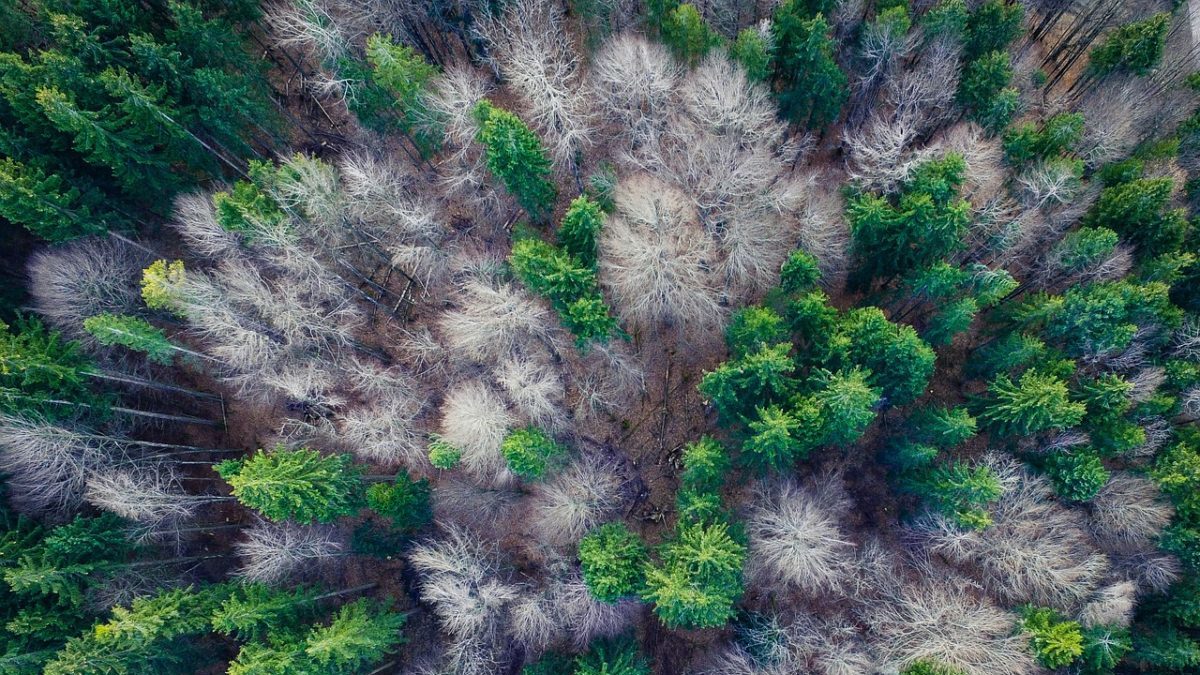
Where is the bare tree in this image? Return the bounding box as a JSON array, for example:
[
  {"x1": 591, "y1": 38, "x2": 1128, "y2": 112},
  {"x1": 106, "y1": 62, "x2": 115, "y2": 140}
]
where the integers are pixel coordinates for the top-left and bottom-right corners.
[
  {"x1": 439, "y1": 275, "x2": 560, "y2": 364},
  {"x1": 84, "y1": 467, "x2": 211, "y2": 533},
  {"x1": 265, "y1": 0, "x2": 367, "y2": 65},
  {"x1": 745, "y1": 475, "x2": 857, "y2": 596},
  {"x1": 235, "y1": 520, "x2": 345, "y2": 584},
  {"x1": 439, "y1": 380, "x2": 516, "y2": 486},
  {"x1": 590, "y1": 35, "x2": 680, "y2": 150},
  {"x1": 1079, "y1": 581, "x2": 1137, "y2": 628},
  {"x1": 0, "y1": 414, "x2": 110, "y2": 514},
  {"x1": 598, "y1": 175, "x2": 725, "y2": 338},
  {"x1": 425, "y1": 67, "x2": 499, "y2": 211},
  {"x1": 527, "y1": 454, "x2": 627, "y2": 549},
  {"x1": 333, "y1": 394, "x2": 425, "y2": 467},
  {"x1": 1088, "y1": 473, "x2": 1174, "y2": 554},
  {"x1": 908, "y1": 455, "x2": 1109, "y2": 612},
  {"x1": 433, "y1": 478, "x2": 521, "y2": 532},
  {"x1": 475, "y1": 0, "x2": 595, "y2": 171},
  {"x1": 493, "y1": 349, "x2": 566, "y2": 431},
  {"x1": 27, "y1": 236, "x2": 147, "y2": 337}
]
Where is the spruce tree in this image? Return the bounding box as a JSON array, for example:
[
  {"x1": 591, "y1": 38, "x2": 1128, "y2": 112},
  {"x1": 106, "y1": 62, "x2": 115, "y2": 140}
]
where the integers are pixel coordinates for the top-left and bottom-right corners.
[
  {"x1": 1089, "y1": 13, "x2": 1170, "y2": 77},
  {"x1": 215, "y1": 446, "x2": 365, "y2": 524},
  {"x1": 579, "y1": 523, "x2": 649, "y2": 603},
  {"x1": 473, "y1": 100, "x2": 557, "y2": 220},
  {"x1": 640, "y1": 520, "x2": 745, "y2": 629},
  {"x1": 771, "y1": 4, "x2": 847, "y2": 129},
  {"x1": 976, "y1": 370, "x2": 1086, "y2": 437}
]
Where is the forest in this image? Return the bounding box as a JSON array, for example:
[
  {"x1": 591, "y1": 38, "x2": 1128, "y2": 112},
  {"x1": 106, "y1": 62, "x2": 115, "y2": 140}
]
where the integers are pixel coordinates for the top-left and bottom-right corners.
[{"x1": 1, "y1": 0, "x2": 1200, "y2": 673}]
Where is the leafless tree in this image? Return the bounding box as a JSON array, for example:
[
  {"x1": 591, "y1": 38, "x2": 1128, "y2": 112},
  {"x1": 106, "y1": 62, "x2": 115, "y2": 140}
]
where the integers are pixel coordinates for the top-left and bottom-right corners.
[
  {"x1": 433, "y1": 478, "x2": 521, "y2": 532},
  {"x1": 439, "y1": 380, "x2": 516, "y2": 486},
  {"x1": 409, "y1": 524, "x2": 522, "y2": 644},
  {"x1": 170, "y1": 193, "x2": 241, "y2": 260},
  {"x1": 84, "y1": 467, "x2": 210, "y2": 533},
  {"x1": 1016, "y1": 160, "x2": 1084, "y2": 210},
  {"x1": 527, "y1": 454, "x2": 627, "y2": 549},
  {"x1": 27, "y1": 236, "x2": 147, "y2": 337},
  {"x1": 235, "y1": 520, "x2": 345, "y2": 584},
  {"x1": 333, "y1": 394, "x2": 425, "y2": 467},
  {"x1": 439, "y1": 275, "x2": 560, "y2": 364},
  {"x1": 475, "y1": 0, "x2": 595, "y2": 171},
  {"x1": 570, "y1": 341, "x2": 646, "y2": 420},
  {"x1": 425, "y1": 67, "x2": 499, "y2": 211},
  {"x1": 1088, "y1": 473, "x2": 1174, "y2": 554},
  {"x1": 1079, "y1": 581, "x2": 1137, "y2": 628},
  {"x1": 1110, "y1": 551, "x2": 1181, "y2": 595},
  {"x1": 745, "y1": 475, "x2": 857, "y2": 596},
  {"x1": 265, "y1": 0, "x2": 368, "y2": 64},
  {"x1": 909, "y1": 455, "x2": 1109, "y2": 612},
  {"x1": 0, "y1": 414, "x2": 111, "y2": 514},
  {"x1": 493, "y1": 350, "x2": 566, "y2": 431},
  {"x1": 590, "y1": 34, "x2": 680, "y2": 150},
  {"x1": 598, "y1": 175, "x2": 725, "y2": 337}
]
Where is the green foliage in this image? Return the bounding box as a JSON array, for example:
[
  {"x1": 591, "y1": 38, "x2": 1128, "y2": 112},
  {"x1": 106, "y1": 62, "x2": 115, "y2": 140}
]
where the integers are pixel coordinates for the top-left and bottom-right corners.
[
  {"x1": 661, "y1": 4, "x2": 723, "y2": 66},
  {"x1": 679, "y1": 437, "x2": 731, "y2": 492},
  {"x1": 212, "y1": 164, "x2": 288, "y2": 242},
  {"x1": 958, "y1": 51, "x2": 1018, "y2": 132},
  {"x1": 977, "y1": 370, "x2": 1086, "y2": 436},
  {"x1": 140, "y1": 259, "x2": 187, "y2": 315},
  {"x1": 727, "y1": 307, "x2": 788, "y2": 359},
  {"x1": 1042, "y1": 280, "x2": 1178, "y2": 356},
  {"x1": 83, "y1": 314, "x2": 175, "y2": 365},
  {"x1": 215, "y1": 446, "x2": 364, "y2": 524},
  {"x1": 729, "y1": 28, "x2": 771, "y2": 82},
  {"x1": 1051, "y1": 228, "x2": 1120, "y2": 274},
  {"x1": 501, "y1": 426, "x2": 567, "y2": 480},
  {"x1": 699, "y1": 343, "x2": 796, "y2": 423},
  {"x1": 771, "y1": 5, "x2": 848, "y2": 129},
  {"x1": 834, "y1": 307, "x2": 936, "y2": 405},
  {"x1": 640, "y1": 520, "x2": 745, "y2": 629},
  {"x1": 1003, "y1": 113, "x2": 1085, "y2": 164},
  {"x1": 922, "y1": 0, "x2": 968, "y2": 43},
  {"x1": 910, "y1": 406, "x2": 977, "y2": 448},
  {"x1": 811, "y1": 367, "x2": 880, "y2": 445},
  {"x1": 474, "y1": 100, "x2": 557, "y2": 220},
  {"x1": 743, "y1": 402, "x2": 824, "y2": 470},
  {"x1": 1022, "y1": 606, "x2": 1084, "y2": 669},
  {"x1": 365, "y1": 34, "x2": 440, "y2": 155},
  {"x1": 558, "y1": 195, "x2": 605, "y2": 270},
  {"x1": 212, "y1": 583, "x2": 320, "y2": 641},
  {"x1": 1042, "y1": 451, "x2": 1110, "y2": 502},
  {"x1": 509, "y1": 237, "x2": 618, "y2": 346},
  {"x1": 962, "y1": 0, "x2": 1024, "y2": 61},
  {"x1": 900, "y1": 660, "x2": 966, "y2": 675},
  {"x1": 911, "y1": 461, "x2": 1003, "y2": 530},
  {"x1": 1080, "y1": 625, "x2": 1132, "y2": 672},
  {"x1": 1089, "y1": 13, "x2": 1170, "y2": 77},
  {"x1": 578, "y1": 523, "x2": 649, "y2": 603},
  {"x1": 1131, "y1": 626, "x2": 1200, "y2": 670},
  {"x1": 574, "y1": 638, "x2": 650, "y2": 675},
  {"x1": 0, "y1": 316, "x2": 98, "y2": 417},
  {"x1": 364, "y1": 472, "x2": 431, "y2": 533},
  {"x1": 779, "y1": 250, "x2": 822, "y2": 294},
  {"x1": 427, "y1": 436, "x2": 462, "y2": 470},
  {"x1": 924, "y1": 296, "x2": 979, "y2": 346},
  {"x1": 0, "y1": 1, "x2": 272, "y2": 240},
  {"x1": 302, "y1": 599, "x2": 406, "y2": 672},
  {"x1": 848, "y1": 154, "x2": 970, "y2": 285},
  {"x1": 1086, "y1": 177, "x2": 1188, "y2": 257}
]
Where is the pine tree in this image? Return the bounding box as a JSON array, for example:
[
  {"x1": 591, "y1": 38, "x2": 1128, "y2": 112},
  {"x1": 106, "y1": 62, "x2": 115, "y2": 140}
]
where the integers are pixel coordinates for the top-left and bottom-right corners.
[
  {"x1": 958, "y1": 51, "x2": 1018, "y2": 132},
  {"x1": 1089, "y1": 13, "x2": 1170, "y2": 77},
  {"x1": 726, "y1": 306, "x2": 788, "y2": 360},
  {"x1": 557, "y1": 195, "x2": 604, "y2": 270},
  {"x1": 743, "y1": 403, "x2": 823, "y2": 470},
  {"x1": 574, "y1": 638, "x2": 650, "y2": 675},
  {"x1": 364, "y1": 472, "x2": 431, "y2": 533},
  {"x1": 0, "y1": 157, "x2": 115, "y2": 242},
  {"x1": 215, "y1": 446, "x2": 365, "y2": 524},
  {"x1": 211, "y1": 583, "x2": 321, "y2": 641},
  {"x1": 579, "y1": 522, "x2": 649, "y2": 603},
  {"x1": 1042, "y1": 451, "x2": 1109, "y2": 502},
  {"x1": 426, "y1": 436, "x2": 462, "y2": 470},
  {"x1": 501, "y1": 426, "x2": 567, "y2": 480},
  {"x1": 962, "y1": 0, "x2": 1024, "y2": 61},
  {"x1": 140, "y1": 260, "x2": 187, "y2": 316},
  {"x1": 679, "y1": 437, "x2": 731, "y2": 492},
  {"x1": 771, "y1": 5, "x2": 847, "y2": 129},
  {"x1": 641, "y1": 520, "x2": 745, "y2": 629},
  {"x1": 811, "y1": 367, "x2": 880, "y2": 446},
  {"x1": 0, "y1": 317, "x2": 101, "y2": 418},
  {"x1": 834, "y1": 307, "x2": 936, "y2": 406},
  {"x1": 1085, "y1": 177, "x2": 1188, "y2": 257},
  {"x1": 365, "y1": 34, "x2": 441, "y2": 155},
  {"x1": 977, "y1": 370, "x2": 1086, "y2": 436},
  {"x1": 779, "y1": 250, "x2": 822, "y2": 294},
  {"x1": 901, "y1": 660, "x2": 966, "y2": 675},
  {"x1": 660, "y1": 4, "x2": 722, "y2": 66},
  {"x1": 473, "y1": 100, "x2": 557, "y2": 220},
  {"x1": 729, "y1": 27, "x2": 771, "y2": 82}
]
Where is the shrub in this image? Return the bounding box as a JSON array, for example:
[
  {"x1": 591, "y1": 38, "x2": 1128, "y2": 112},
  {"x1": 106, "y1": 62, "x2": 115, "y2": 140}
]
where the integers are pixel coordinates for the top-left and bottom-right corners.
[
  {"x1": 501, "y1": 426, "x2": 568, "y2": 480},
  {"x1": 578, "y1": 523, "x2": 649, "y2": 603}
]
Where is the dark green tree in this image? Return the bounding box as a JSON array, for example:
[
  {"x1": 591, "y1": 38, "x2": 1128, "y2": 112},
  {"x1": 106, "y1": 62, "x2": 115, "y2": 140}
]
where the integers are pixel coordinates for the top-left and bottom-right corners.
[
  {"x1": 962, "y1": 0, "x2": 1024, "y2": 61},
  {"x1": 958, "y1": 51, "x2": 1018, "y2": 132},
  {"x1": 1085, "y1": 177, "x2": 1188, "y2": 257},
  {"x1": 557, "y1": 195, "x2": 605, "y2": 269},
  {"x1": 1042, "y1": 451, "x2": 1109, "y2": 502},
  {"x1": 976, "y1": 370, "x2": 1086, "y2": 436},
  {"x1": 1089, "y1": 13, "x2": 1170, "y2": 77},
  {"x1": 771, "y1": 5, "x2": 848, "y2": 129},
  {"x1": 364, "y1": 472, "x2": 432, "y2": 532},
  {"x1": 726, "y1": 306, "x2": 788, "y2": 359},
  {"x1": 699, "y1": 342, "x2": 796, "y2": 422},
  {"x1": 474, "y1": 100, "x2": 557, "y2": 220},
  {"x1": 640, "y1": 520, "x2": 745, "y2": 629},
  {"x1": 811, "y1": 367, "x2": 880, "y2": 445},
  {"x1": 910, "y1": 461, "x2": 1003, "y2": 530}
]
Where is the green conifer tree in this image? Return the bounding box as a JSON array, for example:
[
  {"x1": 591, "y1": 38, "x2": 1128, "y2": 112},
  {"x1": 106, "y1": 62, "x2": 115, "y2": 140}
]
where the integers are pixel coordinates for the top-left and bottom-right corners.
[{"x1": 215, "y1": 446, "x2": 365, "y2": 524}]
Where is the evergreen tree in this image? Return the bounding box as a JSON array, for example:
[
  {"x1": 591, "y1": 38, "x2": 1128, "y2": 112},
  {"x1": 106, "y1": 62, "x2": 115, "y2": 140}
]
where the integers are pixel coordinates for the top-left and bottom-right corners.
[
  {"x1": 699, "y1": 343, "x2": 796, "y2": 423},
  {"x1": 579, "y1": 523, "x2": 649, "y2": 603},
  {"x1": 215, "y1": 446, "x2": 365, "y2": 524},
  {"x1": 771, "y1": 5, "x2": 848, "y2": 129},
  {"x1": 509, "y1": 236, "x2": 618, "y2": 346},
  {"x1": 302, "y1": 599, "x2": 406, "y2": 672},
  {"x1": 474, "y1": 100, "x2": 557, "y2": 220},
  {"x1": 211, "y1": 583, "x2": 321, "y2": 641},
  {"x1": 140, "y1": 260, "x2": 187, "y2": 315},
  {"x1": 834, "y1": 307, "x2": 936, "y2": 406},
  {"x1": 364, "y1": 472, "x2": 432, "y2": 533},
  {"x1": 779, "y1": 250, "x2": 822, "y2": 294},
  {"x1": 1089, "y1": 13, "x2": 1170, "y2": 77},
  {"x1": 641, "y1": 520, "x2": 745, "y2": 629},
  {"x1": 729, "y1": 27, "x2": 771, "y2": 82},
  {"x1": 1080, "y1": 625, "x2": 1132, "y2": 672},
  {"x1": 0, "y1": 316, "x2": 102, "y2": 418},
  {"x1": 962, "y1": 0, "x2": 1024, "y2": 61},
  {"x1": 82, "y1": 314, "x2": 177, "y2": 365},
  {"x1": 910, "y1": 406, "x2": 977, "y2": 448},
  {"x1": 726, "y1": 306, "x2": 788, "y2": 359},
  {"x1": 976, "y1": 370, "x2": 1086, "y2": 437},
  {"x1": 426, "y1": 436, "x2": 462, "y2": 470},
  {"x1": 1042, "y1": 451, "x2": 1109, "y2": 502},
  {"x1": 501, "y1": 426, "x2": 567, "y2": 480},
  {"x1": 1085, "y1": 177, "x2": 1188, "y2": 257},
  {"x1": 1022, "y1": 606, "x2": 1084, "y2": 669},
  {"x1": 811, "y1": 367, "x2": 880, "y2": 446},
  {"x1": 365, "y1": 34, "x2": 441, "y2": 155},
  {"x1": 958, "y1": 51, "x2": 1018, "y2": 132},
  {"x1": 660, "y1": 4, "x2": 722, "y2": 66},
  {"x1": 743, "y1": 402, "x2": 823, "y2": 470},
  {"x1": 574, "y1": 638, "x2": 650, "y2": 675},
  {"x1": 679, "y1": 437, "x2": 731, "y2": 493},
  {"x1": 910, "y1": 461, "x2": 1003, "y2": 530},
  {"x1": 557, "y1": 195, "x2": 604, "y2": 270},
  {"x1": 901, "y1": 660, "x2": 966, "y2": 675}
]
